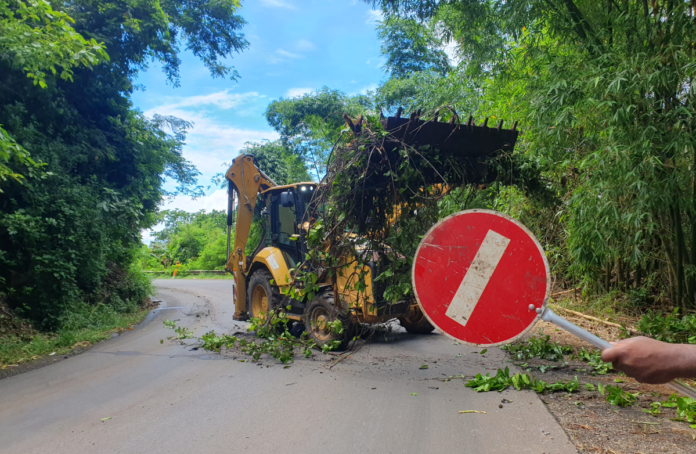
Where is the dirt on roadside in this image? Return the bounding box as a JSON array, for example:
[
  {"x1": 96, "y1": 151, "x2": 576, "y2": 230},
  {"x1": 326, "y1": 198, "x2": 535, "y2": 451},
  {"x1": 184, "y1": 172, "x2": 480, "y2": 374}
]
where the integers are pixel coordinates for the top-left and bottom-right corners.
[{"x1": 524, "y1": 320, "x2": 696, "y2": 454}]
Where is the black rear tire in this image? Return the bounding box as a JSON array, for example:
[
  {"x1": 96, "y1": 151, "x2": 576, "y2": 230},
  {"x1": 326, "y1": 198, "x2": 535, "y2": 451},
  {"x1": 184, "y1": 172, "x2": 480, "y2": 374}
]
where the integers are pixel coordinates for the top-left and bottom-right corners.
[
  {"x1": 303, "y1": 292, "x2": 354, "y2": 351},
  {"x1": 399, "y1": 306, "x2": 435, "y2": 334}
]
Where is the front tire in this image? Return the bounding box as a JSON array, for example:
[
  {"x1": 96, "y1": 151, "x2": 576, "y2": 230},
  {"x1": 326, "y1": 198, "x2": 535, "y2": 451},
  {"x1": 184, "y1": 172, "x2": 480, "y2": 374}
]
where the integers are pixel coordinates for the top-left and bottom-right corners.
[
  {"x1": 399, "y1": 306, "x2": 435, "y2": 334},
  {"x1": 247, "y1": 270, "x2": 282, "y2": 319},
  {"x1": 303, "y1": 292, "x2": 354, "y2": 351}
]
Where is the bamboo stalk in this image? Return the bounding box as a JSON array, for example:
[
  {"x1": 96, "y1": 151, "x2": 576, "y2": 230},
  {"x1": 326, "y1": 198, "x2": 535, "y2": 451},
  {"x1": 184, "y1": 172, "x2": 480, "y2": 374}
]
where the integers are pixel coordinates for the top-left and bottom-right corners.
[
  {"x1": 673, "y1": 204, "x2": 685, "y2": 308},
  {"x1": 617, "y1": 258, "x2": 622, "y2": 291},
  {"x1": 691, "y1": 145, "x2": 696, "y2": 307}
]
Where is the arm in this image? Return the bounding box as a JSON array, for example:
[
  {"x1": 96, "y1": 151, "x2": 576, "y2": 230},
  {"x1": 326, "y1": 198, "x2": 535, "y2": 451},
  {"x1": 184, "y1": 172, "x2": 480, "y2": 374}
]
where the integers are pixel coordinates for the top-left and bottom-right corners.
[
  {"x1": 600, "y1": 336, "x2": 696, "y2": 384},
  {"x1": 224, "y1": 154, "x2": 276, "y2": 319}
]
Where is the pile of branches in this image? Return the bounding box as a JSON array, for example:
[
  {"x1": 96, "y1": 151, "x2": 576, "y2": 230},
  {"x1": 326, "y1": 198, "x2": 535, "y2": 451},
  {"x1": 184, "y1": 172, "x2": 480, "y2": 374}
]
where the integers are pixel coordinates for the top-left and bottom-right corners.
[{"x1": 300, "y1": 109, "x2": 540, "y2": 304}]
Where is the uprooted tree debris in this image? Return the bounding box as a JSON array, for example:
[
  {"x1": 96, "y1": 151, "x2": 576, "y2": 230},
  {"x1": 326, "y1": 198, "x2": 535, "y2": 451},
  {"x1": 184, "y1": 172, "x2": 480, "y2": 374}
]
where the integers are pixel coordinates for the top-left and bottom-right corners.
[{"x1": 295, "y1": 109, "x2": 544, "y2": 307}]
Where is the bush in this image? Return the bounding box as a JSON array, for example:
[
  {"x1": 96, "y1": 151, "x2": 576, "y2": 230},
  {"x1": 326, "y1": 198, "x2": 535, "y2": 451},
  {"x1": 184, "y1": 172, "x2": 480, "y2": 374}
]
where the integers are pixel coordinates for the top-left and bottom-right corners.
[{"x1": 638, "y1": 309, "x2": 696, "y2": 344}]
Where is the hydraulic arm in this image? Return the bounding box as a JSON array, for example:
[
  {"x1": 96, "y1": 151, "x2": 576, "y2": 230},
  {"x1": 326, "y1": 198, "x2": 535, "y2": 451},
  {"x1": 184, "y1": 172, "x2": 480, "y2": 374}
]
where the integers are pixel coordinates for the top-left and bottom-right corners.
[{"x1": 224, "y1": 155, "x2": 276, "y2": 319}]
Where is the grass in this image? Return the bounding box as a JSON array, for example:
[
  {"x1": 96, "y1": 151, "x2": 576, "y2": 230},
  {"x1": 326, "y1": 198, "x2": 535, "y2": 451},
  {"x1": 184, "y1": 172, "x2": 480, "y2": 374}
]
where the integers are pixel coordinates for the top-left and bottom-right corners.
[
  {"x1": 151, "y1": 273, "x2": 233, "y2": 280},
  {"x1": 552, "y1": 291, "x2": 636, "y2": 321},
  {"x1": 0, "y1": 308, "x2": 150, "y2": 366}
]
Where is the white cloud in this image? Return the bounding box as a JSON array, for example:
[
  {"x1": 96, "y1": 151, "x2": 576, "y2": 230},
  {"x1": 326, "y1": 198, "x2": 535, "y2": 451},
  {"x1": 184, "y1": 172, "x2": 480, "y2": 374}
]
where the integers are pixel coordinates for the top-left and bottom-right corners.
[
  {"x1": 295, "y1": 39, "x2": 316, "y2": 52},
  {"x1": 349, "y1": 83, "x2": 379, "y2": 96},
  {"x1": 365, "y1": 9, "x2": 383, "y2": 25},
  {"x1": 141, "y1": 227, "x2": 161, "y2": 245},
  {"x1": 359, "y1": 83, "x2": 378, "y2": 95},
  {"x1": 166, "y1": 188, "x2": 229, "y2": 213},
  {"x1": 285, "y1": 87, "x2": 313, "y2": 98},
  {"x1": 149, "y1": 90, "x2": 263, "y2": 114},
  {"x1": 366, "y1": 56, "x2": 387, "y2": 69},
  {"x1": 143, "y1": 103, "x2": 278, "y2": 178},
  {"x1": 268, "y1": 48, "x2": 304, "y2": 64},
  {"x1": 276, "y1": 49, "x2": 302, "y2": 59},
  {"x1": 259, "y1": 0, "x2": 296, "y2": 9},
  {"x1": 443, "y1": 40, "x2": 460, "y2": 66}
]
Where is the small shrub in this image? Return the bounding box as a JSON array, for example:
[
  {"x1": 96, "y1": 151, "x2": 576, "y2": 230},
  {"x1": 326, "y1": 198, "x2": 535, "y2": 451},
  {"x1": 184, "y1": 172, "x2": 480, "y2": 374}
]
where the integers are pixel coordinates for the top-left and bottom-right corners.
[
  {"x1": 501, "y1": 335, "x2": 573, "y2": 361},
  {"x1": 465, "y1": 367, "x2": 580, "y2": 394},
  {"x1": 638, "y1": 309, "x2": 696, "y2": 344},
  {"x1": 573, "y1": 347, "x2": 613, "y2": 374},
  {"x1": 598, "y1": 383, "x2": 638, "y2": 407}
]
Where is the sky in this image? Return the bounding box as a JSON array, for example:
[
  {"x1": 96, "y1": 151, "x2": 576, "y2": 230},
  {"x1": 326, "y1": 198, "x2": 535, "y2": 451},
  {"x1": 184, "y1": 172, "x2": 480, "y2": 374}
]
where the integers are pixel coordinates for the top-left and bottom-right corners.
[{"x1": 134, "y1": 0, "x2": 386, "y2": 242}]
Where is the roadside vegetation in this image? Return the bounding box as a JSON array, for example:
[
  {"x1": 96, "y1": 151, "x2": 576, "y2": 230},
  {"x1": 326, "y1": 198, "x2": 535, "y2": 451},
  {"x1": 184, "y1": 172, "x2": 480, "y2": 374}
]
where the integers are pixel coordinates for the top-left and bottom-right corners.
[
  {"x1": 0, "y1": 0, "x2": 249, "y2": 362},
  {"x1": 467, "y1": 334, "x2": 696, "y2": 430}
]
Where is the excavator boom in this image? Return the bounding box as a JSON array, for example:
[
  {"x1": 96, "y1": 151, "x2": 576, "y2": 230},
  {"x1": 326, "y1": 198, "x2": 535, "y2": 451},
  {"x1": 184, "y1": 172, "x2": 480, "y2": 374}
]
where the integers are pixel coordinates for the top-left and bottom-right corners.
[{"x1": 224, "y1": 155, "x2": 277, "y2": 319}]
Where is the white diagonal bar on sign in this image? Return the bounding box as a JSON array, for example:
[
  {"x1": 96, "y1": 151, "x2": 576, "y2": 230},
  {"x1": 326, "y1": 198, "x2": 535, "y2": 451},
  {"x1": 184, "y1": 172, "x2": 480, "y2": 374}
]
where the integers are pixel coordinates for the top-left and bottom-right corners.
[{"x1": 445, "y1": 230, "x2": 510, "y2": 327}]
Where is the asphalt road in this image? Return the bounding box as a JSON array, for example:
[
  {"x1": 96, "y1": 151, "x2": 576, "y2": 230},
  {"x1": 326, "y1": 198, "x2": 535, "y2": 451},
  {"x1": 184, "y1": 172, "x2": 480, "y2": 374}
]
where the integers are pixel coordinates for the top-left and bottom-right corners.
[{"x1": 0, "y1": 279, "x2": 577, "y2": 454}]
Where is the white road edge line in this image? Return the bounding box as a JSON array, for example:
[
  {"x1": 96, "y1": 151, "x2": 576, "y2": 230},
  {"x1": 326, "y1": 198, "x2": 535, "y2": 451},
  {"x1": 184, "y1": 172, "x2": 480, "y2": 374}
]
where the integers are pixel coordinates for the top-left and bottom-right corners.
[{"x1": 445, "y1": 230, "x2": 510, "y2": 327}]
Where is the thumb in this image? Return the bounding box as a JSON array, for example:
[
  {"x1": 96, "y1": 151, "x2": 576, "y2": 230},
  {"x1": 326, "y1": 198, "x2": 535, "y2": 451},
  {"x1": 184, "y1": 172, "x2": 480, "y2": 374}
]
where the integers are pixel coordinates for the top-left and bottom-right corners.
[{"x1": 601, "y1": 345, "x2": 620, "y2": 363}]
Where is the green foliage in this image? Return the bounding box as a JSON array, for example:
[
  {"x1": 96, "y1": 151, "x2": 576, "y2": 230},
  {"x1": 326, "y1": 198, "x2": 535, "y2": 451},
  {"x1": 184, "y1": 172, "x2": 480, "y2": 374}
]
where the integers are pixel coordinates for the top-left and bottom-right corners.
[
  {"x1": 163, "y1": 319, "x2": 193, "y2": 340},
  {"x1": 598, "y1": 383, "x2": 638, "y2": 407},
  {"x1": 360, "y1": 0, "x2": 696, "y2": 307},
  {"x1": 0, "y1": 0, "x2": 109, "y2": 88},
  {"x1": 265, "y1": 87, "x2": 374, "y2": 180},
  {"x1": 648, "y1": 394, "x2": 696, "y2": 428},
  {"x1": 213, "y1": 140, "x2": 310, "y2": 189},
  {"x1": 141, "y1": 209, "x2": 229, "y2": 271},
  {"x1": 199, "y1": 331, "x2": 237, "y2": 352},
  {"x1": 0, "y1": 307, "x2": 149, "y2": 365},
  {"x1": 501, "y1": 335, "x2": 573, "y2": 362},
  {"x1": 0, "y1": 0, "x2": 249, "y2": 328},
  {"x1": 573, "y1": 347, "x2": 613, "y2": 375},
  {"x1": 199, "y1": 307, "x2": 347, "y2": 362},
  {"x1": 376, "y1": 71, "x2": 477, "y2": 115},
  {"x1": 200, "y1": 309, "x2": 317, "y2": 363},
  {"x1": 638, "y1": 310, "x2": 696, "y2": 344},
  {"x1": 0, "y1": 126, "x2": 46, "y2": 192},
  {"x1": 465, "y1": 367, "x2": 580, "y2": 394},
  {"x1": 174, "y1": 326, "x2": 193, "y2": 340},
  {"x1": 377, "y1": 16, "x2": 450, "y2": 78}
]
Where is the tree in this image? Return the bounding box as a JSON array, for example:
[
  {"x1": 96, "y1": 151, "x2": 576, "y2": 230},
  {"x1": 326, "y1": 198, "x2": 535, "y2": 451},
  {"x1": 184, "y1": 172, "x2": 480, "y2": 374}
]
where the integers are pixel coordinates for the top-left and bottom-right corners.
[
  {"x1": 377, "y1": 16, "x2": 450, "y2": 79},
  {"x1": 0, "y1": 0, "x2": 249, "y2": 327},
  {"x1": 0, "y1": 0, "x2": 109, "y2": 190},
  {"x1": 212, "y1": 140, "x2": 310, "y2": 188},
  {"x1": 265, "y1": 87, "x2": 374, "y2": 179},
  {"x1": 367, "y1": 1, "x2": 696, "y2": 308}
]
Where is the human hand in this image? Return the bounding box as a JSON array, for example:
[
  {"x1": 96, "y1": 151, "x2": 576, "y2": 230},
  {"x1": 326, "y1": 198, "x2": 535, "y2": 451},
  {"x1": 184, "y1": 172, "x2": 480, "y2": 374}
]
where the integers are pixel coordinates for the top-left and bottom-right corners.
[{"x1": 600, "y1": 336, "x2": 695, "y2": 384}]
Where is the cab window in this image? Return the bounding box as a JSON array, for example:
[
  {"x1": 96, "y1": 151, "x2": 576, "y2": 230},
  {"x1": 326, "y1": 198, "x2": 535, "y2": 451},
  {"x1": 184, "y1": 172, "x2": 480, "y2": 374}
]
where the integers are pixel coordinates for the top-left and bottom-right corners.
[{"x1": 277, "y1": 204, "x2": 296, "y2": 247}]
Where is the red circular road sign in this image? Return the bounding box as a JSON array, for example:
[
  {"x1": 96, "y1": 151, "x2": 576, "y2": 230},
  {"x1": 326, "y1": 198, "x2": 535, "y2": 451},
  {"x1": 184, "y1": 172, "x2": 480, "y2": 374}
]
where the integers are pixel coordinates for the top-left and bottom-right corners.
[{"x1": 412, "y1": 209, "x2": 549, "y2": 346}]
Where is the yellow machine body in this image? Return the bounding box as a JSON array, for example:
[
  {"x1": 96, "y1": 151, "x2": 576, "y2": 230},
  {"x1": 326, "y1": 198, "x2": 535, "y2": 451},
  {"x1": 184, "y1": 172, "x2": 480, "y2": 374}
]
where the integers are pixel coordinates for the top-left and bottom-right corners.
[{"x1": 223, "y1": 153, "x2": 414, "y2": 325}]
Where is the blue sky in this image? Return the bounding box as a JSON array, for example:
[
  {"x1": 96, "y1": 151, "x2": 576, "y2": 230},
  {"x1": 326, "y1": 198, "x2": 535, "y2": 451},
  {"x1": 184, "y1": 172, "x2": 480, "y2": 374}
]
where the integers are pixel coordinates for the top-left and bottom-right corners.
[{"x1": 133, "y1": 0, "x2": 386, "y2": 233}]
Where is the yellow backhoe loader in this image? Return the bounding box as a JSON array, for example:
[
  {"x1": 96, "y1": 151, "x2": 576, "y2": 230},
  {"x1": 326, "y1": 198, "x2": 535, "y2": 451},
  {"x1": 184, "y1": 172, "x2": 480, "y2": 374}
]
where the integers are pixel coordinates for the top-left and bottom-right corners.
[{"x1": 223, "y1": 113, "x2": 519, "y2": 349}]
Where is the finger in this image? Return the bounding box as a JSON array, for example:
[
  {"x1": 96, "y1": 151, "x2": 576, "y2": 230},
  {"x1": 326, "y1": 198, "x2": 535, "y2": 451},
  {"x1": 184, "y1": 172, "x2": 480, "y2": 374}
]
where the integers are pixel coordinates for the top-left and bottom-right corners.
[{"x1": 601, "y1": 347, "x2": 620, "y2": 363}]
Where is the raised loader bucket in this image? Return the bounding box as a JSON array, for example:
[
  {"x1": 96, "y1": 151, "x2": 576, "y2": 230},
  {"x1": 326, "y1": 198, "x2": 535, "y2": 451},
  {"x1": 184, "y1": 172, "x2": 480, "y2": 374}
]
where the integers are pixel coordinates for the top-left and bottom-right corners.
[{"x1": 379, "y1": 110, "x2": 518, "y2": 160}]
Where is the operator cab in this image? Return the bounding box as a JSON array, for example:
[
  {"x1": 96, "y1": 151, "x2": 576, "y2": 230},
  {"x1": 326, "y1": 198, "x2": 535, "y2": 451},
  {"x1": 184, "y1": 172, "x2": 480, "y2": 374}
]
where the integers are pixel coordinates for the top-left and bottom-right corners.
[{"x1": 262, "y1": 183, "x2": 317, "y2": 267}]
